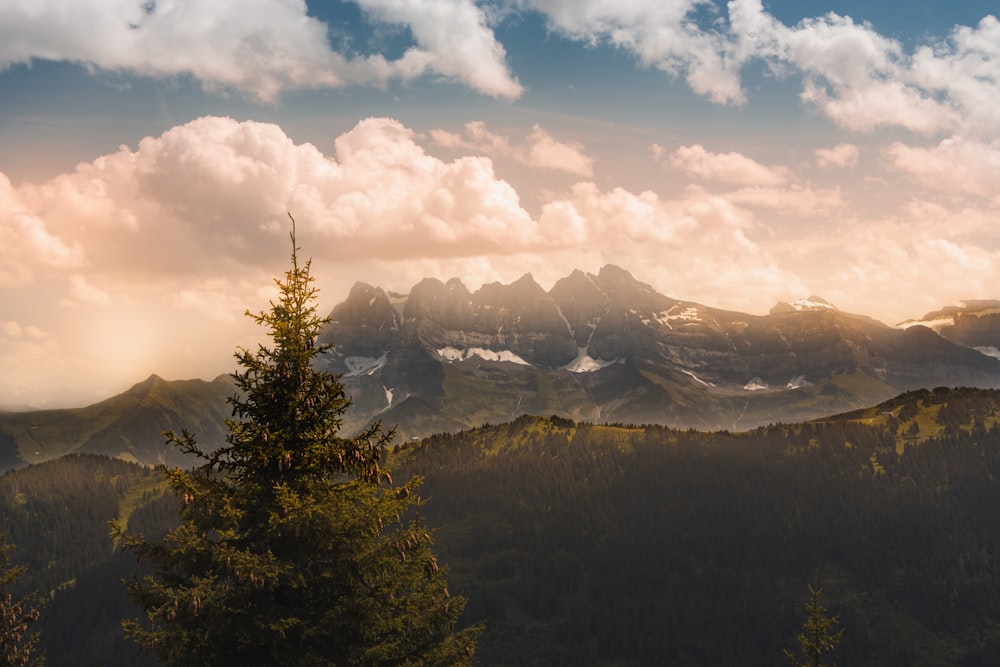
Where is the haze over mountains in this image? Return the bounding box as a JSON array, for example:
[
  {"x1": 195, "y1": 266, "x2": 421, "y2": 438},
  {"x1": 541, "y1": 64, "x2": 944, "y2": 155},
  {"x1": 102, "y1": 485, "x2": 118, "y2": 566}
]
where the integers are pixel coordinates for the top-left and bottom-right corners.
[{"x1": 2, "y1": 265, "x2": 999, "y2": 470}]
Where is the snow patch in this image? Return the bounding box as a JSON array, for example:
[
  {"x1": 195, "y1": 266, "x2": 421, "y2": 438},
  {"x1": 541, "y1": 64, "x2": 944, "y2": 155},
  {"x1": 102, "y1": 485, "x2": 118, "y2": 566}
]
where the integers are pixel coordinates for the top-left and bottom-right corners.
[
  {"x1": 383, "y1": 385, "x2": 393, "y2": 407},
  {"x1": 789, "y1": 298, "x2": 835, "y2": 312},
  {"x1": 343, "y1": 353, "x2": 388, "y2": 376},
  {"x1": 669, "y1": 306, "x2": 702, "y2": 322},
  {"x1": 437, "y1": 346, "x2": 531, "y2": 365},
  {"x1": 974, "y1": 346, "x2": 1000, "y2": 360},
  {"x1": 681, "y1": 369, "x2": 714, "y2": 386},
  {"x1": 744, "y1": 377, "x2": 768, "y2": 391},
  {"x1": 786, "y1": 375, "x2": 812, "y2": 389},
  {"x1": 563, "y1": 347, "x2": 617, "y2": 373},
  {"x1": 554, "y1": 304, "x2": 574, "y2": 336}
]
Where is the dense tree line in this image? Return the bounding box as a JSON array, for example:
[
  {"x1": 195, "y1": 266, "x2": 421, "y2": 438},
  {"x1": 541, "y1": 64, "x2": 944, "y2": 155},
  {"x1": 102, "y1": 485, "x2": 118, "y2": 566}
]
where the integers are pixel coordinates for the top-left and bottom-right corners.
[
  {"x1": 0, "y1": 454, "x2": 171, "y2": 666},
  {"x1": 395, "y1": 410, "x2": 1000, "y2": 666},
  {"x1": 4, "y1": 388, "x2": 1000, "y2": 665}
]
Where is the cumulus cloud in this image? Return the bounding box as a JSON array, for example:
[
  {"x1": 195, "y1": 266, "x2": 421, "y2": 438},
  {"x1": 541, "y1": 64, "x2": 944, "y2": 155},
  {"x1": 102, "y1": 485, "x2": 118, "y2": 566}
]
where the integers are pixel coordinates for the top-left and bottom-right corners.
[
  {"x1": 815, "y1": 143, "x2": 859, "y2": 168},
  {"x1": 0, "y1": 174, "x2": 83, "y2": 286},
  {"x1": 724, "y1": 185, "x2": 845, "y2": 216},
  {"x1": 831, "y1": 217, "x2": 1000, "y2": 323},
  {"x1": 4, "y1": 114, "x2": 1000, "y2": 405},
  {"x1": 431, "y1": 121, "x2": 593, "y2": 176},
  {"x1": 354, "y1": 0, "x2": 522, "y2": 99},
  {"x1": 517, "y1": 0, "x2": 745, "y2": 104},
  {"x1": 884, "y1": 136, "x2": 1000, "y2": 200},
  {"x1": 515, "y1": 0, "x2": 998, "y2": 139},
  {"x1": 65, "y1": 275, "x2": 114, "y2": 307},
  {"x1": 0, "y1": 0, "x2": 520, "y2": 101},
  {"x1": 730, "y1": 1, "x2": 999, "y2": 138},
  {"x1": 0, "y1": 115, "x2": 809, "y2": 403},
  {"x1": 657, "y1": 144, "x2": 788, "y2": 186},
  {"x1": 3, "y1": 0, "x2": 994, "y2": 138},
  {"x1": 535, "y1": 182, "x2": 803, "y2": 306}
]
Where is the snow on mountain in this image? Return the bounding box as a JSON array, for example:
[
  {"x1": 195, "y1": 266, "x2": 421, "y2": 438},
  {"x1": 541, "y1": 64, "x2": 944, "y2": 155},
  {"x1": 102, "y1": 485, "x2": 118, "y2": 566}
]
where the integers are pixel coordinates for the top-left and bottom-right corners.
[
  {"x1": 563, "y1": 348, "x2": 618, "y2": 373},
  {"x1": 681, "y1": 369, "x2": 714, "y2": 386},
  {"x1": 437, "y1": 346, "x2": 531, "y2": 365},
  {"x1": 786, "y1": 375, "x2": 812, "y2": 389},
  {"x1": 770, "y1": 296, "x2": 837, "y2": 314},
  {"x1": 343, "y1": 353, "x2": 389, "y2": 376}
]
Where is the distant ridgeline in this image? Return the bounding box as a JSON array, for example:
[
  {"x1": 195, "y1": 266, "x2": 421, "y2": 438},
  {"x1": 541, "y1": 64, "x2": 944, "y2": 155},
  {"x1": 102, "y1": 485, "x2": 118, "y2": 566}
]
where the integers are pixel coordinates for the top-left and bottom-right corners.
[
  {"x1": 3, "y1": 270, "x2": 1000, "y2": 471},
  {"x1": 4, "y1": 387, "x2": 1000, "y2": 665}
]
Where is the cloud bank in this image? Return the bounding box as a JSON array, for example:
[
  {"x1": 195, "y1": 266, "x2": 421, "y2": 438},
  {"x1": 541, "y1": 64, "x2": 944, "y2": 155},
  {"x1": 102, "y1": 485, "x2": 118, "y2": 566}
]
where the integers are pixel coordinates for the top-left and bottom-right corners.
[
  {"x1": 3, "y1": 1, "x2": 996, "y2": 142},
  {"x1": 3, "y1": 115, "x2": 999, "y2": 406},
  {"x1": 0, "y1": 0, "x2": 521, "y2": 100}
]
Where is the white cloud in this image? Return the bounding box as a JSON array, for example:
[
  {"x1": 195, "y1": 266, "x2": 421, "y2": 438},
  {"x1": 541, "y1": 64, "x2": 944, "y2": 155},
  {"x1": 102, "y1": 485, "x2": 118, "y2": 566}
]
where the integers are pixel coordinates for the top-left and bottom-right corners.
[
  {"x1": 535, "y1": 182, "x2": 802, "y2": 308},
  {"x1": 659, "y1": 144, "x2": 788, "y2": 186},
  {"x1": 66, "y1": 275, "x2": 113, "y2": 307},
  {"x1": 815, "y1": 143, "x2": 858, "y2": 168},
  {"x1": 354, "y1": 0, "x2": 522, "y2": 99},
  {"x1": 884, "y1": 136, "x2": 1000, "y2": 200},
  {"x1": 4, "y1": 115, "x2": 1000, "y2": 405},
  {"x1": 0, "y1": 0, "x2": 520, "y2": 101},
  {"x1": 525, "y1": 125, "x2": 594, "y2": 176},
  {"x1": 724, "y1": 185, "x2": 844, "y2": 216},
  {"x1": 516, "y1": 0, "x2": 998, "y2": 139},
  {"x1": 516, "y1": 0, "x2": 746, "y2": 104},
  {"x1": 0, "y1": 174, "x2": 83, "y2": 286},
  {"x1": 729, "y1": 0, "x2": 998, "y2": 137},
  {"x1": 431, "y1": 121, "x2": 593, "y2": 176}
]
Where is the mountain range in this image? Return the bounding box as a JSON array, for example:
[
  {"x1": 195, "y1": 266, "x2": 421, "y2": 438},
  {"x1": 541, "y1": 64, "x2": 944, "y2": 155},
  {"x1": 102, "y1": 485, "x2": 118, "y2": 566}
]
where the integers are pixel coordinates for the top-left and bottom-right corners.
[
  {"x1": 2, "y1": 265, "x2": 999, "y2": 469},
  {"x1": 318, "y1": 265, "x2": 1000, "y2": 438}
]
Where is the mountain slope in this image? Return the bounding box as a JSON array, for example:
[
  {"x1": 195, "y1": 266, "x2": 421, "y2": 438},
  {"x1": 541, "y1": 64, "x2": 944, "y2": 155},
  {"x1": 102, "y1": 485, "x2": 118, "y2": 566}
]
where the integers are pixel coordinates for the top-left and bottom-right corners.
[
  {"x1": 898, "y1": 299, "x2": 1000, "y2": 359},
  {"x1": 0, "y1": 374, "x2": 235, "y2": 470}
]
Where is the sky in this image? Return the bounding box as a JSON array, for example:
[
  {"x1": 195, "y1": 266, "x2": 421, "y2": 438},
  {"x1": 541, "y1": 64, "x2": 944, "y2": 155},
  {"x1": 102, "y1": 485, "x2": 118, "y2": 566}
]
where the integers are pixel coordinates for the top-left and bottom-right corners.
[{"x1": 1, "y1": 0, "x2": 998, "y2": 408}]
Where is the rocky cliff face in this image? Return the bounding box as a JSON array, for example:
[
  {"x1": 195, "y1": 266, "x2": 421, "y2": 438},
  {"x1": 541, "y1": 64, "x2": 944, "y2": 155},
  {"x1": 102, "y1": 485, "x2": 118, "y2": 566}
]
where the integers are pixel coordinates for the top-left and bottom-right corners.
[{"x1": 315, "y1": 266, "x2": 1000, "y2": 437}]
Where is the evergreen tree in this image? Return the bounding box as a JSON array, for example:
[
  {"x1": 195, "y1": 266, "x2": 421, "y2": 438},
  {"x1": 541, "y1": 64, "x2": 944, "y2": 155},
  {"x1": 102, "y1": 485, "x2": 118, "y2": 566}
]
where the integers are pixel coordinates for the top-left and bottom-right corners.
[
  {"x1": 115, "y1": 221, "x2": 478, "y2": 666},
  {"x1": 0, "y1": 533, "x2": 44, "y2": 667},
  {"x1": 784, "y1": 581, "x2": 844, "y2": 667}
]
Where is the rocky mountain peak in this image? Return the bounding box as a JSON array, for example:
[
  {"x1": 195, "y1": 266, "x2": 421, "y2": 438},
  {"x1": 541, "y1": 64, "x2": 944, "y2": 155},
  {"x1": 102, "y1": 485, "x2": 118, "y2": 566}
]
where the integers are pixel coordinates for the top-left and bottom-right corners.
[{"x1": 770, "y1": 296, "x2": 838, "y2": 315}]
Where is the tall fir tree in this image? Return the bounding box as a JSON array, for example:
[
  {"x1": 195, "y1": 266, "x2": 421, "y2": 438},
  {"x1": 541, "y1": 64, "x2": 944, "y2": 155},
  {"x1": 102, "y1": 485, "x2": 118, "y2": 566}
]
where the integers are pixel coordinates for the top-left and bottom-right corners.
[
  {"x1": 0, "y1": 533, "x2": 44, "y2": 667},
  {"x1": 784, "y1": 580, "x2": 844, "y2": 667},
  {"x1": 115, "y1": 220, "x2": 478, "y2": 666}
]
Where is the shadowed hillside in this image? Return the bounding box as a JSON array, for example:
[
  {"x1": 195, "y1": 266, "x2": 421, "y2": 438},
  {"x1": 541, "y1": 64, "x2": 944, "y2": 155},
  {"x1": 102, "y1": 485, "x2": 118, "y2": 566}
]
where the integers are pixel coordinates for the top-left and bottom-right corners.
[{"x1": 5, "y1": 388, "x2": 1000, "y2": 665}]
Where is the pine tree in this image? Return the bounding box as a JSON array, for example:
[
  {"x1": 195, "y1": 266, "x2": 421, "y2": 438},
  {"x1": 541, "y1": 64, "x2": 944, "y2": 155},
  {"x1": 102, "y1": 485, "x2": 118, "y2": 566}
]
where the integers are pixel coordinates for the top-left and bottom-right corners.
[
  {"x1": 0, "y1": 533, "x2": 44, "y2": 667},
  {"x1": 115, "y1": 220, "x2": 479, "y2": 666},
  {"x1": 784, "y1": 580, "x2": 844, "y2": 667}
]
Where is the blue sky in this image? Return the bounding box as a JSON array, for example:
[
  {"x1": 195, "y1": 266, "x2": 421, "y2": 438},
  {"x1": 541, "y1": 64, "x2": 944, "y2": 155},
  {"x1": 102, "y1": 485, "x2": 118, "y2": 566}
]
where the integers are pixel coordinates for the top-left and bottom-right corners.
[{"x1": 1, "y1": 0, "x2": 998, "y2": 406}]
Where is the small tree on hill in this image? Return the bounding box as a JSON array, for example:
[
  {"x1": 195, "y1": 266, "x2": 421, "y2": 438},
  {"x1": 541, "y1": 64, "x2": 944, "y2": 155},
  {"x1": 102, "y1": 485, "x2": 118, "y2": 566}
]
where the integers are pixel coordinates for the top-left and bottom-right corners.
[
  {"x1": 784, "y1": 580, "x2": 844, "y2": 667},
  {"x1": 115, "y1": 220, "x2": 478, "y2": 666},
  {"x1": 0, "y1": 533, "x2": 44, "y2": 667}
]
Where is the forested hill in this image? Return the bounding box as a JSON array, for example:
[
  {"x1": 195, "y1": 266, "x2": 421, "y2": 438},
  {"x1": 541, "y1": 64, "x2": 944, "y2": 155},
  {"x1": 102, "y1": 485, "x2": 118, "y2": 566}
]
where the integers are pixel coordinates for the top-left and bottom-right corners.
[
  {"x1": 4, "y1": 388, "x2": 1000, "y2": 665},
  {"x1": 391, "y1": 389, "x2": 1000, "y2": 666},
  {"x1": 0, "y1": 454, "x2": 173, "y2": 666}
]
